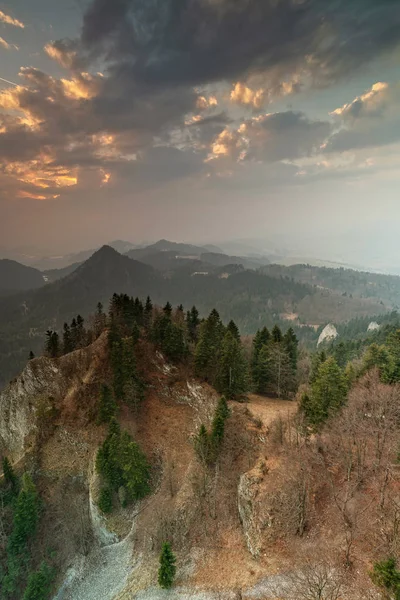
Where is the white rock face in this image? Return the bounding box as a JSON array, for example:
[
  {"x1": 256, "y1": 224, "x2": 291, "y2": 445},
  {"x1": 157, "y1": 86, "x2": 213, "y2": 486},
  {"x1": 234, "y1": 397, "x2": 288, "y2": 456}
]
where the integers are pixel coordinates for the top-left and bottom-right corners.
[
  {"x1": 317, "y1": 323, "x2": 338, "y2": 346},
  {"x1": 368, "y1": 321, "x2": 380, "y2": 332},
  {"x1": 0, "y1": 336, "x2": 103, "y2": 462}
]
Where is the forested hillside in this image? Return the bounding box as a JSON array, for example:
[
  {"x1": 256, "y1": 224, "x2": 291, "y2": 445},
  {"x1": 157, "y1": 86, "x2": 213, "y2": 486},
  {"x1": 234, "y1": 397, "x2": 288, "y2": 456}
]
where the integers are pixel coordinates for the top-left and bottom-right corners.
[
  {"x1": 0, "y1": 246, "x2": 391, "y2": 389},
  {"x1": 262, "y1": 263, "x2": 400, "y2": 306}
]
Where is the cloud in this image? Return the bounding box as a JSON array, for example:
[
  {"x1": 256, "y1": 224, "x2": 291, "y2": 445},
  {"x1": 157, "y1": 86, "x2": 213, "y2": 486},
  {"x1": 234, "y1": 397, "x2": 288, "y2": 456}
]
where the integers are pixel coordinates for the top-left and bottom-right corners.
[
  {"x1": 326, "y1": 81, "x2": 400, "y2": 152},
  {"x1": 230, "y1": 83, "x2": 266, "y2": 110},
  {"x1": 210, "y1": 111, "x2": 331, "y2": 163},
  {"x1": 44, "y1": 40, "x2": 83, "y2": 70},
  {"x1": 0, "y1": 37, "x2": 18, "y2": 51},
  {"x1": 0, "y1": 10, "x2": 24, "y2": 29},
  {"x1": 79, "y1": 0, "x2": 400, "y2": 92}
]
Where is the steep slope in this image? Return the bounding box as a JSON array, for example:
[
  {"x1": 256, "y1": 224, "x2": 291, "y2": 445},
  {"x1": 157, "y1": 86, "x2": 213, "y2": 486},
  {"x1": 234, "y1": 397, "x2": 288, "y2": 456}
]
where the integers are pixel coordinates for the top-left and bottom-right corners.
[
  {"x1": 43, "y1": 261, "x2": 82, "y2": 282},
  {"x1": 0, "y1": 259, "x2": 45, "y2": 295},
  {"x1": 0, "y1": 335, "x2": 390, "y2": 600}
]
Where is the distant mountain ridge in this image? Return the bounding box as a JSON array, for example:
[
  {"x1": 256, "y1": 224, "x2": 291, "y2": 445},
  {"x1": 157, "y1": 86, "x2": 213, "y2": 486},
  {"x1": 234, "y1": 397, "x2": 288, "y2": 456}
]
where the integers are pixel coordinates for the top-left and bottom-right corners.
[
  {"x1": 0, "y1": 259, "x2": 45, "y2": 296},
  {"x1": 0, "y1": 245, "x2": 391, "y2": 389}
]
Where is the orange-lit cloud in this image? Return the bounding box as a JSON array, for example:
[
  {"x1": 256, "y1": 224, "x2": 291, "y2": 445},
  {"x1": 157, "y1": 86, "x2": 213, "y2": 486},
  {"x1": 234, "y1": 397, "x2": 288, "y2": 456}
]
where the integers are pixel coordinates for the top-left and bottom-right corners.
[
  {"x1": 196, "y1": 95, "x2": 218, "y2": 110},
  {"x1": 44, "y1": 41, "x2": 77, "y2": 69},
  {"x1": 331, "y1": 82, "x2": 389, "y2": 119},
  {"x1": 0, "y1": 37, "x2": 18, "y2": 51},
  {"x1": 100, "y1": 170, "x2": 111, "y2": 185},
  {"x1": 5, "y1": 158, "x2": 78, "y2": 190},
  {"x1": 230, "y1": 82, "x2": 265, "y2": 109},
  {"x1": 0, "y1": 10, "x2": 24, "y2": 28},
  {"x1": 60, "y1": 73, "x2": 101, "y2": 100}
]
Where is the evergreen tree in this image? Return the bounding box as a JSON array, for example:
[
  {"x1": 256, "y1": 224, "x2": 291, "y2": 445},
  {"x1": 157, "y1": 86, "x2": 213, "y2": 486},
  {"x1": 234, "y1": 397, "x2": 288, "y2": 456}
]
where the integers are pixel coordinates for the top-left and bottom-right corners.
[
  {"x1": 214, "y1": 331, "x2": 248, "y2": 398},
  {"x1": 211, "y1": 397, "x2": 230, "y2": 448},
  {"x1": 303, "y1": 357, "x2": 348, "y2": 427},
  {"x1": 8, "y1": 474, "x2": 39, "y2": 555},
  {"x1": 62, "y1": 323, "x2": 73, "y2": 354},
  {"x1": 309, "y1": 350, "x2": 327, "y2": 384},
  {"x1": 29, "y1": 351, "x2": 35, "y2": 360},
  {"x1": 363, "y1": 343, "x2": 394, "y2": 382},
  {"x1": 110, "y1": 335, "x2": 144, "y2": 408},
  {"x1": 96, "y1": 420, "x2": 150, "y2": 507},
  {"x1": 119, "y1": 431, "x2": 151, "y2": 502},
  {"x1": 283, "y1": 327, "x2": 298, "y2": 371},
  {"x1": 98, "y1": 487, "x2": 113, "y2": 514},
  {"x1": 97, "y1": 384, "x2": 117, "y2": 424},
  {"x1": 252, "y1": 344, "x2": 271, "y2": 394},
  {"x1": 158, "y1": 542, "x2": 176, "y2": 589},
  {"x1": 163, "y1": 302, "x2": 172, "y2": 317},
  {"x1": 194, "y1": 309, "x2": 224, "y2": 382},
  {"x1": 370, "y1": 558, "x2": 400, "y2": 599},
  {"x1": 251, "y1": 327, "x2": 270, "y2": 386},
  {"x1": 162, "y1": 321, "x2": 187, "y2": 362},
  {"x1": 193, "y1": 424, "x2": 211, "y2": 465},
  {"x1": 76, "y1": 315, "x2": 86, "y2": 348},
  {"x1": 23, "y1": 562, "x2": 54, "y2": 600},
  {"x1": 187, "y1": 306, "x2": 200, "y2": 342},
  {"x1": 45, "y1": 330, "x2": 59, "y2": 358},
  {"x1": 70, "y1": 317, "x2": 78, "y2": 350},
  {"x1": 2, "y1": 456, "x2": 17, "y2": 492},
  {"x1": 227, "y1": 320, "x2": 240, "y2": 342},
  {"x1": 144, "y1": 296, "x2": 153, "y2": 330},
  {"x1": 94, "y1": 302, "x2": 106, "y2": 337},
  {"x1": 271, "y1": 325, "x2": 283, "y2": 343}
]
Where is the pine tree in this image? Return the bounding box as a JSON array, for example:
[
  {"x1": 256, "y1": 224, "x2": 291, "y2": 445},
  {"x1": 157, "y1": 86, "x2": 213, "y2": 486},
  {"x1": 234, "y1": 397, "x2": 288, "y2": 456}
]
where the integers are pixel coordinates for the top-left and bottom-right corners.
[
  {"x1": 97, "y1": 384, "x2": 117, "y2": 424},
  {"x1": 23, "y1": 562, "x2": 54, "y2": 600},
  {"x1": 76, "y1": 315, "x2": 86, "y2": 348},
  {"x1": 94, "y1": 302, "x2": 106, "y2": 337},
  {"x1": 162, "y1": 321, "x2": 187, "y2": 362},
  {"x1": 62, "y1": 323, "x2": 73, "y2": 354},
  {"x1": 215, "y1": 331, "x2": 248, "y2": 398},
  {"x1": 29, "y1": 351, "x2": 35, "y2": 360},
  {"x1": 271, "y1": 325, "x2": 283, "y2": 343},
  {"x1": 252, "y1": 343, "x2": 271, "y2": 394},
  {"x1": 70, "y1": 317, "x2": 78, "y2": 350},
  {"x1": 163, "y1": 302, "x2": 172, "y2": 317},
  {"x1": 283, "y1": 327, "x2": 298, "y2": 371},
  {"x1": 193, "y1": 424, "x2": 211, "y2": 465},
  {"x1": 227, "y1": 320, "x2": 240, "y2": 342},
  {"x1": 187, "y1": 306, "x2": 200, "y2": 342},
  {"x1": 158, "y1": 542, "x2": 176, "y2": 589},
  {"x1": 251, "y1": 327, "x2": 270, "y2": 387},
  {"x1": 119, "y1": 431, "x2": 151, "y2": 502},
  {"x1": 310, "y1": 350, "x2": 326, "y2": 384},
  {"x1": 370, "y1": 558, "x2": 400, "y2": 598},
  {"x1": 98, "y1": 487, "x2": 113, "y2": 514},
  {"x1": 144, "y1": 296, "x2": 153, "y2": 330},
  {"x1": 8, "y1": 473, "x2": 39, "y2": 554},
  {"x1": 363, "y1": 343, "x2": 394, "y2": 382},
  {"x1": 2, "y1": 456, "x2": 17, "y2": 491},
  {"x1": 194, "y1": 309, "x2": 224, "y2": 382},
  {"x1": 303, "y1": 357, "x2": 348, "y2": 427},
  {"x1": 96, "y1": 420, "x2": 151, "y2": 507},
  {"x1": 45, "y1": 330, "x2": 59, "y2": 358}
]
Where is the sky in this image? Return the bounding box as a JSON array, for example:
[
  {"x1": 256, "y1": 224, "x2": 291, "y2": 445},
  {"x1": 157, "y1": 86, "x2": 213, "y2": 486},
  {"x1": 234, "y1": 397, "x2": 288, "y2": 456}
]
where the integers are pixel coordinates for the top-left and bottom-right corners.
[{"x1": 1, "y1": 0, "x2": 400, "y2": 267}]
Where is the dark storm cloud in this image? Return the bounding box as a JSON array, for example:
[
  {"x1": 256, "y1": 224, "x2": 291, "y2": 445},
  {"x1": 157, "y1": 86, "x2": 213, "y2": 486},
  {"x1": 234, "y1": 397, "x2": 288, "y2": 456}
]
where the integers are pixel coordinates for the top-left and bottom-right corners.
[{"x1": 80, "y1": 0, "x2": 400, "y2": 89}]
